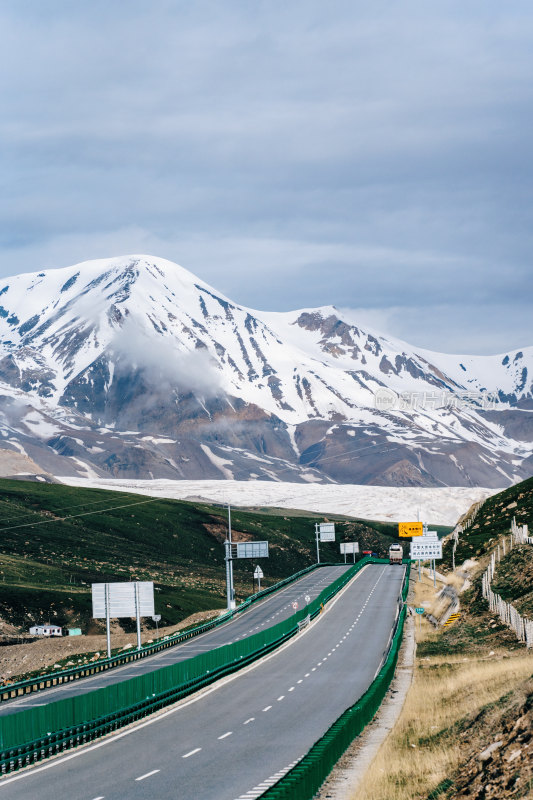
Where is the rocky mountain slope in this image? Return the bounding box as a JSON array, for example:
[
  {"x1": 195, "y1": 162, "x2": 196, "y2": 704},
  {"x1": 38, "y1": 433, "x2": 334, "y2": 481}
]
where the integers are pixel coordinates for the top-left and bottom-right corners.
[{"x1": 0, "y1": 255, "x2": 531, "y2": 486}]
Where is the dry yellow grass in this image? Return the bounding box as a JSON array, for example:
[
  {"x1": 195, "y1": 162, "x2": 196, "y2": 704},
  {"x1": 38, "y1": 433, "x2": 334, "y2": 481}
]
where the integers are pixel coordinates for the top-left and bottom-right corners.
[
  {"x1": 437, "y1": 570, "x2": 466, "y2": 592},
  {"x1": 351, "y1": 569, "x2": 533, "y2": 800},
  {"x1": 352, "y1": 654, "x2": 533, "y2": 800},
  {"x1": 410, "y1": 569, "x2": 447, "y2": 633}
]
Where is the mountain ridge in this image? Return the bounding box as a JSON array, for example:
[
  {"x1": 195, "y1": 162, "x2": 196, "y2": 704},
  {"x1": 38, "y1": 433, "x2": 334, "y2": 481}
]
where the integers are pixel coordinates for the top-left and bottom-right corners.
[{"x1": 0, "y1": 254, "x2": 531, "y2": 487}]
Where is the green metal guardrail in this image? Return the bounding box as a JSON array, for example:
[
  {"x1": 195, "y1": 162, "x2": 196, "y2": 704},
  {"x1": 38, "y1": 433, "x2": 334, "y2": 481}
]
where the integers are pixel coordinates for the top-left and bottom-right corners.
[
  {"x1": 256, "y1": 565, "x2": 410, "y2": 800},
  {"x1": 0, "y1": 561, "x2": 334, "y2": 703},
  {"x1": 0, "y1": 559, "x2": 370, "y2": 773}
]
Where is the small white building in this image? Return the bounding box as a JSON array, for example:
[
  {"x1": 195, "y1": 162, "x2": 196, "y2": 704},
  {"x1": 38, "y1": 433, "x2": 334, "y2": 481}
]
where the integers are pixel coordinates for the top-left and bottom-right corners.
[{"x1": 29, "y1": 625, "x2": 62, "y2": 637}]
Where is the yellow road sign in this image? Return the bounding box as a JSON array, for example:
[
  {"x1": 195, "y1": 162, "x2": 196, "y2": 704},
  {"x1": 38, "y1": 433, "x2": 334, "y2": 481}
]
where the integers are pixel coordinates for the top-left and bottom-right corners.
[{"x1": 398, "y1": 522, "x2": 423, "y2": 537}]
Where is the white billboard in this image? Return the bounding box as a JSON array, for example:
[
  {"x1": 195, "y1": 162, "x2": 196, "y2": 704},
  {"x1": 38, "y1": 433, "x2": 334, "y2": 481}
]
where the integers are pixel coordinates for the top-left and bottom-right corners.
[
  {"x1": 410, "y1": 538, "x2": 443, "y2": 560},
  {"x1": 92, "y1": 581, "x2": 155, "y2": 619},
  {"x1": 340, "y1": 542, "x2": 359, "y2": 554},
  {"x1": 236, "y1": 541, "x2": 269, "y2": 559},
  {"x1": 319, "y1": 523, "x2": 335, "y2": 542}
]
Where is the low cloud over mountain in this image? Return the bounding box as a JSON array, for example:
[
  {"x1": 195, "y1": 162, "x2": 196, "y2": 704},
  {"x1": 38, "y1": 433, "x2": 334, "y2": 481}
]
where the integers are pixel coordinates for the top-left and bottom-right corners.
[{"x1": 0, "y1": 255, "x2": 531, "y2": 487}]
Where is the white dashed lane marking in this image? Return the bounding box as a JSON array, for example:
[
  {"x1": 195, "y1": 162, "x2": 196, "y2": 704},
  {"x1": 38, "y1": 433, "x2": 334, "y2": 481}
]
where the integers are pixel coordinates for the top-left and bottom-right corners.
[
  {"x1": 135, "y1": 769, "x2": 160, "y2": 781},
  {"x1": 182, "y1": 748, "x2": 202, "y2": 758},
  {"x1": 120, "y1": 570, "x2": 382, "y2": 796}
]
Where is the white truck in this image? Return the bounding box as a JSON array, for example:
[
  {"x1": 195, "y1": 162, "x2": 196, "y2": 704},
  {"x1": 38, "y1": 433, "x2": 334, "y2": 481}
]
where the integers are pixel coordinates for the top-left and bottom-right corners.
[{"x1": 388, "y1": 543, "x2": 403, "y2": 565}]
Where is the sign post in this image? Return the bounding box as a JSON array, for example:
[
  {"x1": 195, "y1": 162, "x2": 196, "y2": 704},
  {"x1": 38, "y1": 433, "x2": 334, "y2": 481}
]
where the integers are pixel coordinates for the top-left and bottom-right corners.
[
  {"x1": 399, "y1": 522, "x2": 424, "y2": 537},
  {"x1": 105, "y1": 582, "x2": 111, "y2": 659},
  {"x1": 152, "y1": 614, "x2": 161, "y2": 638},
  {"x1": 224, "y1": 506, "x2": 269, "y2": 609},
  {"x1": 415, "y1": 606, "x2": 424, "y2": 631},
  {"x1": 134, "y1": 581, "x2": 141, "y2": 650},
  {"x1": 409, "y1": 532, "x2": 442, "y2": 586},
  {"x1": 92, "y1": 581, "x2": 155, "y2": 658},
  {"x1": 254, "y1": 565, "x2": 263, "y2": 592},
  {"x1": 340, "y1": 542, "x2": 359, "y2": 563},
  {"x1": 315, "y1": 523, "x2": 335, "y2": 564},
  {"x1": 225, "y1": 504, "x2": 236, "y2": 611},
  {"x1": 399, "y1": 522, "x2": 426, "y2": 581},
  {"x1": 409, "y1": 536, "x2": 442, "y2": 561}
]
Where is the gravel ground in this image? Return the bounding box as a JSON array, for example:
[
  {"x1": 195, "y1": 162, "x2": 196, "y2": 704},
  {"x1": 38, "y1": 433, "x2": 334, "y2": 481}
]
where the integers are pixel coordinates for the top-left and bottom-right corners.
[{"x1": 0, "y1": 609, "x2": 221, "y2": 683}]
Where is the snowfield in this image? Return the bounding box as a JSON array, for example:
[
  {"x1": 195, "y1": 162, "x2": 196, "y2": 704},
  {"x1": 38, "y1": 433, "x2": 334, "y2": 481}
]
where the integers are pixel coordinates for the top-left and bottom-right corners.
[{"x1": 57, "y1": 477, "x2": 498, "y2": 526}]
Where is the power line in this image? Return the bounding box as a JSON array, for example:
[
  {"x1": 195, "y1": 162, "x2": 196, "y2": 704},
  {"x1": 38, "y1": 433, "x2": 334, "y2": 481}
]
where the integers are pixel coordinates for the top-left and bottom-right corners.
[
  {"x1": 0, "y1": 498, "x2": 159, "y2": 534},
  {"x1": 0, "y1": 491, "x2": 147, "y2": 525}
]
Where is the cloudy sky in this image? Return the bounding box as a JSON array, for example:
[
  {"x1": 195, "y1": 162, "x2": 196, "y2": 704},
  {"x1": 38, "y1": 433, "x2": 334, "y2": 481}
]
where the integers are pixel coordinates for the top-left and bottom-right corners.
[{"x1": 2, "y1": 1, "x2": 532, "y2": 354}]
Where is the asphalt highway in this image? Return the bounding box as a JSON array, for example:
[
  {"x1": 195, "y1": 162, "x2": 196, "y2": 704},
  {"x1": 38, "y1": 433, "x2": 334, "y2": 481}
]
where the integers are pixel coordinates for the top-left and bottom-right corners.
[
  {"x1": 0, "y1": 565, "x2": 350, "y2": 716},
  {"x1": 0, "y1": 563, "x2": 405, "y2": 800}
]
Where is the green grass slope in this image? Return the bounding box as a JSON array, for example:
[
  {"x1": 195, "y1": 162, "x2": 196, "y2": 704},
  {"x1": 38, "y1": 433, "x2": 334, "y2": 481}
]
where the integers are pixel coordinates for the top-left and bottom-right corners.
[
  {"x1": 0, "y1": 479, "x2": 400, "y2": 634},
  {"x1": 490, "y1": 547, "x2": 533, "y2": 617},
  {"x1": 445, "y1": 476, "x2": 533, "y2": 565},
  {"x1": 424, "y1": 476, "x2": 533, "y2": 658}
]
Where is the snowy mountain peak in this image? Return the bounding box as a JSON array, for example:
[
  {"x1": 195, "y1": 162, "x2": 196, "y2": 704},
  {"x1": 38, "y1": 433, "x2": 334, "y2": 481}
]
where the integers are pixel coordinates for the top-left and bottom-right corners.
[{"x1": 0, "y1": 254, "x2": 531, "y2": 488}]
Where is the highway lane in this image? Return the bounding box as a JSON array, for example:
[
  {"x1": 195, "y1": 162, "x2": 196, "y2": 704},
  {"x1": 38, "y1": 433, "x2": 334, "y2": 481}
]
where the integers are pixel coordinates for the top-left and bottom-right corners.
[
  {"x1": 0, "y1": 563, "x2": 405, "y2": 800},
  {"x1": 0, "y1": 564, "x2": 350, "y2": 716}
]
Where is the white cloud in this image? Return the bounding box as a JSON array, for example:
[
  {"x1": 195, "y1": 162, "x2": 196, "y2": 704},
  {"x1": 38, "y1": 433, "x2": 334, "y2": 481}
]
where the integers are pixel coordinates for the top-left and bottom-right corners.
[
  {"x1": 111, "y1": 315, "x2": 222, "y2": 398},
  {"x1": 1, "y1": 1, "x2": 532, "y2": 356}
]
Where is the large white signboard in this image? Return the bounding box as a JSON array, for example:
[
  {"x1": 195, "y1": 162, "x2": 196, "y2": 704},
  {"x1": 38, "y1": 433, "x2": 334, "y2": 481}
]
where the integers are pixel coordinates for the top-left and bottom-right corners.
[
  {"x1": 236, "y1": 541, "x2": 269, "y2": 559},
  {"x1": 92, "y1": 581, "x2": 155, "y2": 619},
  {"x1": 340, "y1": 542, "x2": 359, "y2": 554},
  {"x1": 410, "y1": 538, "x2": 443, "y2": 560},
  {"x1": 319, "y1": 523, "x2": 335, "y2": 542}
]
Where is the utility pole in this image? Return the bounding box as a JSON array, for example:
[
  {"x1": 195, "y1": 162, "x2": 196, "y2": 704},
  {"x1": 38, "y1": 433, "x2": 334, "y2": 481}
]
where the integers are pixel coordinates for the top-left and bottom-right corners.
[
  {"x1": 135, "y1": 581, "x2": 142, "y2": 651},
  {"x1": 225, "y1": 504, "x2": 236, "y2": 610},
  {"x1": 105, "y1": 582, "x2": 111, "y2": 659}
]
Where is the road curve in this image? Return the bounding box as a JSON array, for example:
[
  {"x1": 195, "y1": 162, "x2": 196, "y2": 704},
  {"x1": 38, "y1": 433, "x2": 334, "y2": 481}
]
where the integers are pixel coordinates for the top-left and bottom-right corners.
[
  {"x1": 0, "y1": 563, "x2": 405, "y2": 800},
  {"x1": 0, "y1": 565, "x2": 350, "y2": 716}
]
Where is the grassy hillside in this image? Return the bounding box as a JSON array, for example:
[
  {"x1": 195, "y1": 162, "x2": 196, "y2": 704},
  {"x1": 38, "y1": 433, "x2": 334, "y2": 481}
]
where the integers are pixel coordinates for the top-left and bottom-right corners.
[
  {"x1": 490, "y1": 547, "x2": 533, "y2": 617},
  {"x1": 0, "y1": 479, "x2": 401, "y2": 634},
  {"x1": 444, "y1": 476, "x2": 533, "y2": 566},
  {"x1": 438, "y1": 476, "x2": 533, "y2": 638}
]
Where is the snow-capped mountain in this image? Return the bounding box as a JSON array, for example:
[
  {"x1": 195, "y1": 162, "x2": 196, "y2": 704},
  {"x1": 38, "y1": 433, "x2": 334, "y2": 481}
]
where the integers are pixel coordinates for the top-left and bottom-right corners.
[{"x1": 0, "y1": 255, "x2": 531, "y2": 487}]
